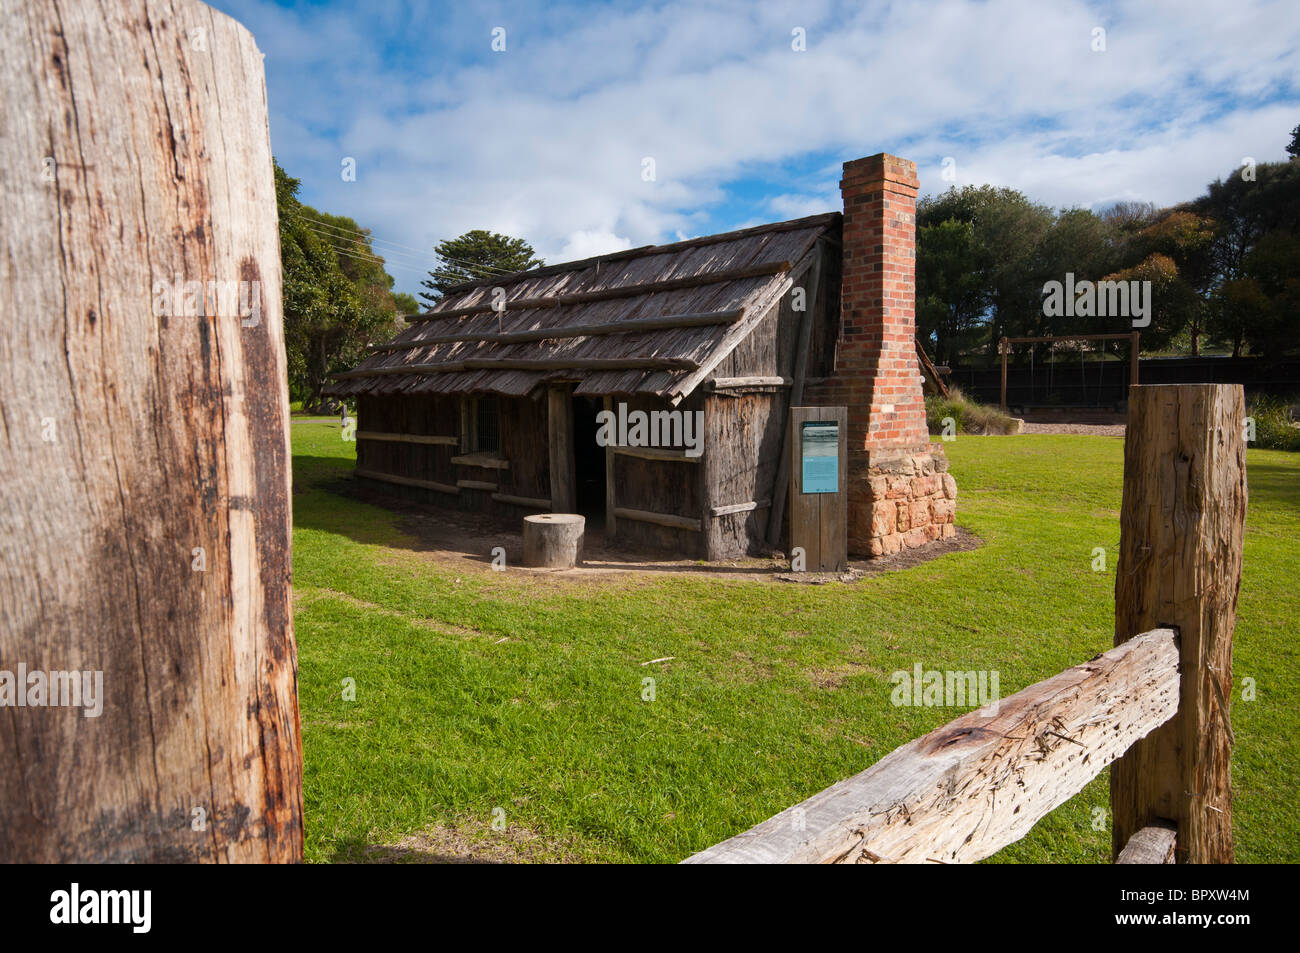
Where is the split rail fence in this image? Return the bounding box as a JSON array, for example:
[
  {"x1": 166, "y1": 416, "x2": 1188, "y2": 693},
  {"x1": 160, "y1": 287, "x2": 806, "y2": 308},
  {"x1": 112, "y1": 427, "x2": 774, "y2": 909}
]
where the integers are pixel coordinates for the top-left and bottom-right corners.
[{"x1": 685, "y1": 383, "x2": 1246, "y2": 864}]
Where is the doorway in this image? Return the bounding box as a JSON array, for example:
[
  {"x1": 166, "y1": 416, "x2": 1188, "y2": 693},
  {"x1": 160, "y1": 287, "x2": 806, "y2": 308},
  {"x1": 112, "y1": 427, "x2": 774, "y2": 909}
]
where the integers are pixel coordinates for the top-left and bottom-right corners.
[{"x1": 571, "y1": 396, "x2": 606, "y2": 521}]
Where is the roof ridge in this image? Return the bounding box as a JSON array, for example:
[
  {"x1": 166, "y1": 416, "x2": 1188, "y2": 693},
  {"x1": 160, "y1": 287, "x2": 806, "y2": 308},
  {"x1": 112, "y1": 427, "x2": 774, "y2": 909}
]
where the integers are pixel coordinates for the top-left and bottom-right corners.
[{"x1": 428, "y1": 211, "x2": 840, "y2": 303}]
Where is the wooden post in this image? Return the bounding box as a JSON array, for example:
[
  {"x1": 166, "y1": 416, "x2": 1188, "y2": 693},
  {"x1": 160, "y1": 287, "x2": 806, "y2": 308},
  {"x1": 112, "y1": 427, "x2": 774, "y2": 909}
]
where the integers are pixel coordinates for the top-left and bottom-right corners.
[
  {"x1": 548, "y1": 384, "x2": 576, "y2": 512},
  {"x1": 1130, "y1": 330, "x2": 1141, "y2": 388},
  {"x1": 767, "y1": 244, "x2": 822, "y2": 549},
  {"x1": 1111, "y1": 384, "x2": 1247, "y2": 863},
  {"x1": 603, "y1": 396, "x2": 617, "y2": 538},
  {"x1": 0, "y1": 0, "x2": 302, "y2": 861},
  {"x1": 999, "y1": 336, "x2": 1009, "y2": 411},
  {"x1": 701, "y1": 409, "x2": 720, "y2": 561},
  {"x1": 787, "y1": 406, "x2": 847, "y2": 572}
]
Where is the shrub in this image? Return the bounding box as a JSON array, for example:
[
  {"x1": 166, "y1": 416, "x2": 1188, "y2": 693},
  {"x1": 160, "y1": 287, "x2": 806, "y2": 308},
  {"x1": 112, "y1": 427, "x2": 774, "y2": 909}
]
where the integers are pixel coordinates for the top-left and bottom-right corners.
[
  {"x1": 1248, "y1": 395, "x2": 1300, "y2": 452},
  {"x1": 925, "y1": 386, "x2": 1020, "y2": 436}
]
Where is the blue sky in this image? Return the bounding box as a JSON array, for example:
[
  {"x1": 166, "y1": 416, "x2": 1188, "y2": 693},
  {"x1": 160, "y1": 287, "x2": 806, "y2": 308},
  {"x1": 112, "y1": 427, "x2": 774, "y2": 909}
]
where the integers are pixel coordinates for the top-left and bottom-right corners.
[{"x1": 208, "y1": 0, "x2": 1300, "y2": 298}]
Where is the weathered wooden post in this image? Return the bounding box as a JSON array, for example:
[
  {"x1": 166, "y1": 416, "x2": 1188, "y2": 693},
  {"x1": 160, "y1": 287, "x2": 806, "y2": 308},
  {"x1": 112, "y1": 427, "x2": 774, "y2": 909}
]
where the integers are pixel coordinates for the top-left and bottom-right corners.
[
  {"x1": 0, "y1": 0, "x2": 302, "y2": 860},
  {"x1": 1129, "y1": 330, "x2": 1141, "y2": 388},
  {"x1": 1111, "y1": 384, "x2": 1247, "y2": 863},
  {"x1": 548, "y1": 385, "x2": 576, "y2": 513},
  {"x1": 1000, "y1": 336, "x2": 1009, "y2": 411}
]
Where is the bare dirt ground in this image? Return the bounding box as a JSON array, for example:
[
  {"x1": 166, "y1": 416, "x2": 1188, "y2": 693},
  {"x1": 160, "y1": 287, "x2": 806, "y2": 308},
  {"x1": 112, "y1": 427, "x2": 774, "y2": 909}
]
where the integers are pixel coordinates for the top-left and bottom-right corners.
[
  {"x1": 1020, "y1": 421, "x2": 1126, "y2": 437},
  {"x1": 346, "y1": 821, "x2": 584, "y2": 864},
  {"x1": 1016, "y1": 409, "x2": 1127, "y2": 437},
  {"x1": 333, "y1": 478, "x2": 982, "y2": 584}
]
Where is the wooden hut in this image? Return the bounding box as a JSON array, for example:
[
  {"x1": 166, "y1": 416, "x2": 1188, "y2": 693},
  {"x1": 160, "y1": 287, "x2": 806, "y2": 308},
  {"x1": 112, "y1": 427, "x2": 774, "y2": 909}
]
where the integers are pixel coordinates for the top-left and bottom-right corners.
[{"x1": 326, "y1": 153, "x2": 957, "y2": 561}]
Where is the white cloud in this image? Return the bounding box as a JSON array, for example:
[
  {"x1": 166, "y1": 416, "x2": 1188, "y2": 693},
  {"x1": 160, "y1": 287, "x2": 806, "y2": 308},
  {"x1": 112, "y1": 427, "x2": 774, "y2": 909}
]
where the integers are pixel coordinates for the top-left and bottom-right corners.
[
  {"x1": 556, "y1": 229, "x2": 634, "y2": 261},
  {"x1": 212, "y1": 0, "x2": 1300, "y2": 294}
]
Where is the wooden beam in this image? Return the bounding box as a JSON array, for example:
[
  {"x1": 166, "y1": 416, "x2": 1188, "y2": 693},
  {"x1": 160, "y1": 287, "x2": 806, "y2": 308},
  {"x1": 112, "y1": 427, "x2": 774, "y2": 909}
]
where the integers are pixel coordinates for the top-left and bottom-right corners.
[
  {"x1": 613, "y1": 507, "x2": 702, "y2": 532},
  {"x1": 456, "y1": 479, "x2": 498, "y2": 491},
  {"x1": 668, "y1": 253, "x2": 812, "y2": 404},
  {"x1": 1130, "y1": 330, "x2": 1140, "y2": 387},
  {"x1": 357, "y1": 431, "x2": 458, "y2": 446},
  {"x1": 709, "y1": 376, "x2": 791, "y2": 390},
  {"x1": 612, "y1": 446, "x2": 701, "y2": 463},
  {"x1": 604, "y1": 396, "x2": 617, "y2": 538},
  {"x1": 701, "y1": 412, "x2": 718, "y2": 558},
  {"x1": 1111, "y1": 384, "x2": 1246, "y2": 864},
  {"x1": 1117, "y1": 822, "x2": 1178, "y2": 864},
  {"x1": 548, "y1": 385, "x2": 575, "y2": 513},
  {"x1": 710, "y1": 500, "x2": 770, "y2": 518},
  {"x1": 410, "y1": 260, "x2": 791, "y2": 321},
  {"x1": 1004, "y1": 332, "x2": 1141, "y2": 344},
  {"x1": 355, "y1": 468, "x2": 458, "y2": 495},
  {"x1": 1000, "y1": 336, "x2": 1009, "y2": 411},
  {"x1": 370, "y1": 308, "x2": 745, "y2": 351},
  {"x1": 334, "y1": 356, "x2": 699, "y2": 380},
  {"x1": 916, "y1": 339, "x2": 950, "y2": 400},
  {"x1": 451, "y1": 454, "x2": 510, "y2": 470},
  {"x1": 767, "y1": 241, "x2": 823, "y2": 547},
  {"x1": 683, "y1": 628, "x2": 1180, "y2": 864},
  {"x1": 491, "y1": 492, "x2": 551, "y2": 509}
]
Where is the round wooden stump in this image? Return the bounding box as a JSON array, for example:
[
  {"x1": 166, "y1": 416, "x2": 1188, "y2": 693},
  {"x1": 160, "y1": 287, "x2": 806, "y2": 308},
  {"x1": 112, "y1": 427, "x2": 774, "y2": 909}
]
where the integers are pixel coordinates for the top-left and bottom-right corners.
[{"x1": 522, "y1": 514, "x2": 585, "y2": 569}]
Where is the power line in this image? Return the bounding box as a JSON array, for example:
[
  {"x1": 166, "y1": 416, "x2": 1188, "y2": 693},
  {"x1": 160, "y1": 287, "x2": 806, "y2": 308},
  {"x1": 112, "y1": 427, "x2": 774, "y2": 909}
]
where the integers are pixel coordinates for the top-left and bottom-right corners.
[
  {"x1": 311, "y1": 237, "x2": 480, "y2": 285},
  {"x1": 298, "y1": 214, "x2": 519, "y2": 278},
  {"x1": 298, "y1": 223, "x2": 434, "y2": 269},
  {"x1": 300, "y1": 227, "x2": 506, "y2": 287}
]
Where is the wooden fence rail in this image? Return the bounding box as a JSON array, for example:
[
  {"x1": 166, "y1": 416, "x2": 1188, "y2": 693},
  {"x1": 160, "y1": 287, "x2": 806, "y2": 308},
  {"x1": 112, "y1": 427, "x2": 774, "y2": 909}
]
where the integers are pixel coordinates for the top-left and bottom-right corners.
[{"x1": 685, "y1": 383, "x2": 1246, "y2": 865}]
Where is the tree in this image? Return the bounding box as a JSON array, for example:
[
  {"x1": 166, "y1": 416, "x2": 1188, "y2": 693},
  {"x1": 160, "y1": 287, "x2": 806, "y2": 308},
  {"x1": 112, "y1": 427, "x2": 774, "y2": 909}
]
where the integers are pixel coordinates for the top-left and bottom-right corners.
[
  {"x1": 1194, "y1": 159, "x2": 1300, "y2": 355},
  {"x1": 1035, "y1": 206, "x2": 1123, "y2": 337},
  {"x1": 276, "y1": 161, "x2": 403, "y2": 409},
  {"x1": 419, "y1": 230, "x2": 542, "y2": 306},
  {"x1": 392, "y1": 291, "x2": 421, "y2": 317},
  {"x1": 1104, "y1": 208, "x2": 1216, "y2": 353},
  {"x1": 916, "y1": 218, "x2": 986, "y2": 363},
  {"x1": 918, "y1": 185, "x2": 1055, "y2": 361},
  {"x1": 1288, "y1": 122, "x2": 1300, "y2": 160}
]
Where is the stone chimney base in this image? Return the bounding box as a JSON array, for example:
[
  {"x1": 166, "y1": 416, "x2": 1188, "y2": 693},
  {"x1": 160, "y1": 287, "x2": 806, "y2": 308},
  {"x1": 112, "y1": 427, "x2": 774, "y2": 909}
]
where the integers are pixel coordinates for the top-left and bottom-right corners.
[{"x1": 848, "y1": 443, "x2": 958, "y2": 557}]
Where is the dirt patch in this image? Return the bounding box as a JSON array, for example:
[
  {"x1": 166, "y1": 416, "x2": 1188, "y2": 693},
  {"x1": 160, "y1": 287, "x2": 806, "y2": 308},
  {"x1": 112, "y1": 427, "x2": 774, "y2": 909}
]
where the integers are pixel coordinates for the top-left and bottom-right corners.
[
  {"x1": 343, "y1": 820, "x2": 583, "y2": 864},
  {"x1": 1015, "y1": 410, "x2": 1127, "y2": 437},
  {"x1": 331, "y1": 477, "x2": 982, "y2": 585},
  {"x1": 1020, "y1": 422, "x2": 1126, "y2": 437},
  {"x1": 808, "y1": 661, "x2": 874, "y2": 689}
]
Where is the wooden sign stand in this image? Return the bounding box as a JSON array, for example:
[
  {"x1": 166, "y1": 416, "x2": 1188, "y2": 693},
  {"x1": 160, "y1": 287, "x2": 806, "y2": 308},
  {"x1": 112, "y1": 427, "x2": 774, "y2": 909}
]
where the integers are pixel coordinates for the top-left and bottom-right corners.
[{"x1": 788, "y1": 406, "x2": 848, "y2": 572}]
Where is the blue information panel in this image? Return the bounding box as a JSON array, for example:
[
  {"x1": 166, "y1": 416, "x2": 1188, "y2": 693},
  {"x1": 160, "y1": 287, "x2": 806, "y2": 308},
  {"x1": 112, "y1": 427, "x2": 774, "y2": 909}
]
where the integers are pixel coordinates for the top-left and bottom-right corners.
[{"x1": 801, "y1": 421, "x2": 839, "y2": 494}]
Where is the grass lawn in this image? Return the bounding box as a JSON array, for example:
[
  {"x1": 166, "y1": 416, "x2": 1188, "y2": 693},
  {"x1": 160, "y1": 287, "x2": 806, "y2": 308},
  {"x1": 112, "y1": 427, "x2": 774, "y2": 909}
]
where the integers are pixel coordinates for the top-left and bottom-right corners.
[{"x1": 290, "y1": 422, "x2": 1300, "y2": 863}]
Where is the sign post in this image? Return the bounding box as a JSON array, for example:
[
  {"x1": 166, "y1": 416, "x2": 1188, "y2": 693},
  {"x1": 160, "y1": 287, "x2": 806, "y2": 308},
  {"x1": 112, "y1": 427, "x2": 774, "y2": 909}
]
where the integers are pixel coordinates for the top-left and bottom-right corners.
[{"x1": 788, "y1": 406, "x2": 848, "y2": 571}]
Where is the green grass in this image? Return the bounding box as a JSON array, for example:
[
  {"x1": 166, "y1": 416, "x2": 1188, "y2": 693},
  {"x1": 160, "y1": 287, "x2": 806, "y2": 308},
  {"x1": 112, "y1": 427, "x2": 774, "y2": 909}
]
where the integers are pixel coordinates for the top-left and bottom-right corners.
[{"x1": 291, "y1": 423, "x2": 1300, "y2": 863}]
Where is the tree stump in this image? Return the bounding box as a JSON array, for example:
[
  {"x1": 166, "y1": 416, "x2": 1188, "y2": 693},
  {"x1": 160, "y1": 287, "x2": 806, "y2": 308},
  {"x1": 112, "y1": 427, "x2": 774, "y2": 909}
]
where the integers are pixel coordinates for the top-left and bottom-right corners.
[
  {"x1": 523, "y1": 514, "x2": 585, "y2": 568},
  {"x1": 0, "y1": 0, "x2": 301, "y2": 861}
]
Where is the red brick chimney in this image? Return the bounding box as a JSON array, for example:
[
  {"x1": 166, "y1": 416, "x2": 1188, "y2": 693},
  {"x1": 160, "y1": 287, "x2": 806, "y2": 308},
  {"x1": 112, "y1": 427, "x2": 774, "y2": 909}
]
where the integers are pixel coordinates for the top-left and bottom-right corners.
[{"x1": 806, "y1": 153, "x2": 957, "y2": 557}]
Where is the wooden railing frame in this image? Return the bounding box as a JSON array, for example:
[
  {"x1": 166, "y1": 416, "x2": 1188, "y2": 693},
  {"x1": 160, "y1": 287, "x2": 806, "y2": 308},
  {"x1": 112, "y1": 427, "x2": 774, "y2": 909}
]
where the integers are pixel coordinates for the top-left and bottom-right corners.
[{"x1": 685, "y1": 383, "x2": 1246, "y2": 865}]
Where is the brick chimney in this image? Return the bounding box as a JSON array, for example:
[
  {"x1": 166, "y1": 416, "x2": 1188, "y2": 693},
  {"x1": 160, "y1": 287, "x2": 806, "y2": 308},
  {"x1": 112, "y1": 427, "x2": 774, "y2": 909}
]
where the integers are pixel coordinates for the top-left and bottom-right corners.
[{"x1": 806, "y1": 153, "x2": 957, "y2": 557}]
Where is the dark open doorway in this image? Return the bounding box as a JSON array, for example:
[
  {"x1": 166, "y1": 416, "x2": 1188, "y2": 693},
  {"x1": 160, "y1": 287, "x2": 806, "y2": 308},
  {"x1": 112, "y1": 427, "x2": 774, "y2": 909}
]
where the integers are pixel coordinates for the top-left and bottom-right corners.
[{"x1": 571, "y1": 396, "x2": 606, "y2": 521}]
